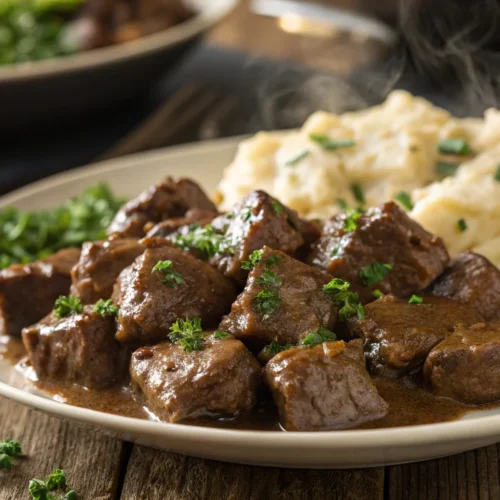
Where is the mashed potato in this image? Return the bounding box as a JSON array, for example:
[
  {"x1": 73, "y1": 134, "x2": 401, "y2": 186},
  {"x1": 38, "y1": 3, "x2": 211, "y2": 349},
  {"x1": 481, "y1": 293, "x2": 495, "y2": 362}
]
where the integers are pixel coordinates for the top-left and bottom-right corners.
[{"x1": 217, "y1": 90, "x2": 500, "y2": 266}]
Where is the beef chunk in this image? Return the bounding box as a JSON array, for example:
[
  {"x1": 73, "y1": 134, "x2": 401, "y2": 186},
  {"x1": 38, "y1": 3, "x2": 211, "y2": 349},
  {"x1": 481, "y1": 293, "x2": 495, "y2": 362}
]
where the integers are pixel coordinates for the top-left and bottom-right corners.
[
  {"x1": 424, "y1": 323, "x2": 500, "y2": 404},
  {"x1": 144, "y1": 208, "x2": 219, "y2": 238},
  {"x1": 431, "y1": 252, "x2": 500, "y2": 322},
  {"x1": 22, "y1": 306, "x2": 128, "y2": 389},
  {"x1": 265, "y1": 339, "x2": 388, "y2": 431},
  {"x1": 130, "y1": 334, "x2": 261, "y2": 422},
  {"x1": 0, "y1": 248, "x2": 81, "y2": 337},
  {"x1": 113, "y1": 245, "x2": 237, "y2": 344},
  {"x1": 218, "y1": 247, "x2": 337, "y2": 350},
  {"x1": 107, "y1": 177, "x2": 217, "y2": 238},
  {"x1": 206, "y1": 190, "x2": 319, "y2": 284},
  {"x1": 71, "y1": 237, "x2": 144, "y2": 304},
  {"x1": 347, "y1": 295, "x2": 484, "y2": 378},
  {"x1": 307, "y1": 202, "x2": 449, "y2": 303}
]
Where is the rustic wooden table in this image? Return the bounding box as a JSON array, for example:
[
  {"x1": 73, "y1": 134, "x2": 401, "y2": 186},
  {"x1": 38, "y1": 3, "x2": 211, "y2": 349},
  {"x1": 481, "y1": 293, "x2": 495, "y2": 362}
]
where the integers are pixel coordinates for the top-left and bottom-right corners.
[{"x1": 1, "y1": 2, "x2": 499, "y2": 499}]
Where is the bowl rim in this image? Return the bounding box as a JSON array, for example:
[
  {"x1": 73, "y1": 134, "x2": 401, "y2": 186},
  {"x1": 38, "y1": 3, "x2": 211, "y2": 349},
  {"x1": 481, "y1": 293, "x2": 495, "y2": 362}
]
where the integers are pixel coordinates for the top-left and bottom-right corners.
[{"x1": 0, "y1": 0, "x2": 237, "y2": 83}]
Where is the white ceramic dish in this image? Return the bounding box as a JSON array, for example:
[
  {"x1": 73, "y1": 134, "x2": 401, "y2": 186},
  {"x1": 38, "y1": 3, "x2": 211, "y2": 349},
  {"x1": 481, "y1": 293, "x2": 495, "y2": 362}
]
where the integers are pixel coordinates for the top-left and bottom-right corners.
[{"x1": 1, "y1": 137, "x2": 499, "y2": 469}]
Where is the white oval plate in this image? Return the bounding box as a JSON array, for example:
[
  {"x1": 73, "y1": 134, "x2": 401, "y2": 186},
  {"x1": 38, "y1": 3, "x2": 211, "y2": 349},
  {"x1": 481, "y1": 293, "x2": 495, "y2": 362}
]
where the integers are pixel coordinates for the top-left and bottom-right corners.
[{"x1": 1, "y1": 137, "x2": 499, "y2": 469}]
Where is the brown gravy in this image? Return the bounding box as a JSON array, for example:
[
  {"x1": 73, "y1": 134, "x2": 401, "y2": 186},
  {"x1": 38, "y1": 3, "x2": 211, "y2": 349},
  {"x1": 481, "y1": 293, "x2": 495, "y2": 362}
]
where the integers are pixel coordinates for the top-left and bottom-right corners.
[{"x1": 2, "y1": 340, "x2": 494, "y2": 431}]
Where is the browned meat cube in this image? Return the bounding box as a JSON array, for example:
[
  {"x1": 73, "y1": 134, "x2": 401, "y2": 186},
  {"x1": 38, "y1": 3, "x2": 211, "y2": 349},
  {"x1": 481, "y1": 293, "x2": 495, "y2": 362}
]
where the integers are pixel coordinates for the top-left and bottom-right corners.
[
  {"x1": 347, "y1": 295, "x2": 484, "y2": 378},
  {"x1": 0, "y1": 248, "x2": 81, "y2": 337},
  {"x1": 265, "y1": 339, "x2": 388, "y2": 431},
  {"x1": 307, "y1": 202, "x2": 450, "y2": 303},
  {"x1": 218, "y1": 247, "x2": 337, "y2": 350},
  {"x1": 130, "y1": 334, "x2": 261, "y2": 422},
  {"x1": 22, "y1": 306, "x2": 128, "y2": 389},
  {"x1": 71, "y1": 237, "x2": 144, "y2": 304},
  {"x1": 424, "y1": 323, "x2": 500, "y2": 404},
  {"x1": 144, "y1": 208, "x2": 219, "y2": 238},
  {"x1": 431, "y1": 252, "x2": 500, "y2": 322},
  {"x1": 113, "y1": 245, "x2": 237, "y2": 344},
  {"x1": 107, "y1": 177, "x2": 217, "y2": 238}
]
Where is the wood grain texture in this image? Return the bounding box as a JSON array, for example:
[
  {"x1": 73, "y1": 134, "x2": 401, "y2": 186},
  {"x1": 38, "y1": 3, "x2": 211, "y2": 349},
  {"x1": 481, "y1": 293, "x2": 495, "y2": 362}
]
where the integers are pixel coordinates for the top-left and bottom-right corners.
[
  {"x1": 0, "y1": 398, "x2": 125, "y2": 500},
  {"x1": 120, "y1": 445, "x2": 384, "y2": 500}
]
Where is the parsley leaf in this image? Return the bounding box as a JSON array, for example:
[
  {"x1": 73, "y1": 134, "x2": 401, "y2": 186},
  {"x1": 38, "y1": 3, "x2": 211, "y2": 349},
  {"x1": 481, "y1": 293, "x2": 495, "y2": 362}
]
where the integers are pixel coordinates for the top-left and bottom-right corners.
[
  {"x1": 436, "y1": 161, "x2": 459, "y2": 177},
  {"x1": 437, "y1": 138, "x2": 472, "y2": 155},
  {"x1": 241, "y1": 249, "x2": 264, "y2": 270},
  {"x1": 174, "y1": 224, "x2": 233, "y2": 258},
  {"x1": 373, "y1": 289, "x2": 384, "y2": 299},
  {"x1": 271, "y1": 200, "x2": 284, "y2": 216},
  {"x1": 256, "y1": 268, "x2": 282, "y2": 287},
  {"x1": 495, "y1": 166, "x2": 500, "y2": 182},
  {"x1": 409, "y1": 295, "x2": 423, "y2": 304},
  {"x1": 169, "y1": 318, "x2": 204, "y2": 353},
  {"x1": 310, "y1": 134, "x2": 355, "y2": 150},
  {"x1": 359, "y1": 262, "x2": 392, "y2": 287},
  {"x1": 53, "y1": 296, "x2": 82, "y2": 319},
  {"x1": 28, "y1": 468, "x2": 77, "y2": 500},
  {"x1": 265, "y1": 254, "x2": 281, "y2": 266},
  {"x1": 151, "y1": 260, "x2": 184, "y2": 288},
  {"x1": 394, "y1": 191, "x2": 414, "y2": 211},
  {"x1": 336, "y1": 198, "x2": 348, "y2": 210},
  {"x1": 0, "y1": 439, "x2": 21, "y2": 469},
  {"x1": 302, "y1": 327, "x2": 337, "y2": 347},
  {"x1": 213, "y1": 331, "x2": 230, "y2": 339},
  {"x1": 344, "y1": 208, "x2": 363, "y2": 232},
  {"x1": 264, "y1": 338, "x2": 294, "y2": 357},
  {"x1": 351, "y1": 183, "x2": 364, "y2": 204},
  {"x1": 93, "y1": 299, "x2": 119, "y2": 317},
  {"x1": 286, "y1": 150, "x2": 310, "y2": 166},
  {"x1": 254, "y1": 289, "x2": 281, "y2": 318},
  {"x1": 457, "y1": 218, "x2": 467, "y2": 232},
  {"x1": 323, "y1": 278, "x2": 365, "y2": 321}
]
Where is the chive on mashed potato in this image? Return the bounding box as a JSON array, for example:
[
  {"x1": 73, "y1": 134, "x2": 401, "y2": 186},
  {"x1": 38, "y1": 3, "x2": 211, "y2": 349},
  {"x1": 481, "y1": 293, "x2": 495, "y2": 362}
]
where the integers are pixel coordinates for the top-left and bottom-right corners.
[{"x1": 217, "y1": 90, "x2": 500, "y2": 267}]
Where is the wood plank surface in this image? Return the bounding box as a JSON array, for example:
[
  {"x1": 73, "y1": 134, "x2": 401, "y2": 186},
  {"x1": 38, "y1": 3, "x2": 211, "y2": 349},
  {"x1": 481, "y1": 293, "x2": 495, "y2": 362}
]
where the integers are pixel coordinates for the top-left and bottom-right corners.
[{"x1": 0, "y1": 399, "x2": 125, "y2": 500}]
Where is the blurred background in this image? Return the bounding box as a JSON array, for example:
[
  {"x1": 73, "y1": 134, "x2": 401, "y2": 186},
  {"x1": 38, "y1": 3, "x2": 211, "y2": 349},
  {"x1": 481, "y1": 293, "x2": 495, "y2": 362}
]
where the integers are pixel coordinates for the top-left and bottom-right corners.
[{"x1": 2, "y1": 0, "x2": 499, "y2": 194}]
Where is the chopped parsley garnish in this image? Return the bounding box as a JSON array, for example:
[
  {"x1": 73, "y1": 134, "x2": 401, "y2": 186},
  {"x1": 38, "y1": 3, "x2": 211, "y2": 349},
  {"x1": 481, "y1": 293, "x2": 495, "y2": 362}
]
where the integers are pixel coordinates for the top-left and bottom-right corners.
[
  {"x1": 53, "y1": 295, "x2": 82, "y2": 319},
  {"x1": 408, "y1": 295, "x2": 423, "y2": 304},
  {"x1": 28, "y1": 469, "x2": 77, "y2": 500},
  {"x1": 457, "y1": 218, "x2": 468, "y2": 232},
  {"x1": 169, "y1": 317, "x2": 204, "y2": 352},
  {"x1": 351, "y1": 183, "x2": 364, "y2": 204},
  {"x1": 0, "y1": 184, "x2": 124, "y2": 270},
  {"x1": 94, "y1": 299, "x2": 119, "y2": 317},
  {"x1": 373, "y1": 289, "x2": 384, "y2": 299},
  {"x1": 323, "y1": 278, "x2": 365, "y2": 321},
  {"x1": 344, "y1": 208, "x2": 363, "y2": 232},
  {"x1": 213, "y1": 331, "x2": 230, "y2": 339},
  {"x1": 256, "y1": 268, "x2": 282, "y2": 288},
  {"x1": 302, "y1": 327, "x2": 337, "y2": 347},
  {"x1": 265, "y1": 254, "x2": 281, "y2": 266},
  {"x1": 437, "y1": 138, "x2": 472, "y2": 155},
  {"x1": 359, "y1": 262, "x2": 392, "y2": 287},
  {"x1": 174, "y1": 224, "x2": 233, "y2": 258},
  {"x1": 395, "y1": 191, "x2": 414, "y2": 211},
  {"x1": 331, "y1": 246, "x2": 340, "y2": 257},
  {"x1": 286, "y1": 150, "x2": 310, "y2": 166},
  {"x1": 310, "y1": 134, "x2": 355, "y2": 151},
  {"x1": 495, "y1": 166, "x2": 500, "y2": 182},
  {"x1": 254, "y1": 289, "x2": 281, "y2": 317},
  {"x1": 271, "y1": 200, "x2": 284, "y2": 216},
  {"x1": 242, "y1": 249, "x2": 264, "y2": 270},
  {"x1": 0, "y1": 439, "x2": 21, "y2": 469},
  {"x1": 151, "y1": 260, "x2": 184, "y2": 288},
  {"x1": 336, "y1": 198, "x2": 348, "y2": 210},
  {"x1": 435, "y1": 161, "x2": 459, "y2": 177},
  {"x1": 264, "y1": 338, "x2": 294, "y2": 357},
  {"x1": 241, "y1": 208, "x2": 253, "y2": 222}
]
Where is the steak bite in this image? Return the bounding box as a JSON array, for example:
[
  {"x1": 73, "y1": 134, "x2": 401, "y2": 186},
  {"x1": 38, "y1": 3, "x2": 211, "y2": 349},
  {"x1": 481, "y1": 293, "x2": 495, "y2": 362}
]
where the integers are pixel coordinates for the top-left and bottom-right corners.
[
  {"x1": 144, "y1": 208, "x2": 219, "y2": 238},
  {"x1": 0, "y1": 248, "x2": 81, "y2": 337},
  {"x1": 347, "y1": 295, "x2": 484, "y2": 378},
  {"x1": 22, "y1": 305, "x2": 128, "y2": 389},
  {"x1": 424, "y1": 323, "x2": 500, "y2": 404},
  {"x1": 107, "y1": 177, "x2": 217, "y2": 238},
  {"x1": 430, "y1": 252, "x2": 500, "y2": 322},
  {"x1": 218, "y1": 247, "x2": 337, "y2": 350},
  {"x1": 112, "y1": 245, "x2": 237, "y2": 344},
  {"x1": 130, "y1": 334, "x2": 261, "y2": 422},
  {"x1": 71, "y1": 237, "x2": 144, "y2": 304},
  {"x1": 307, "y1": 202, "x2": 449, "y2": 303},
  {"x1": 265, "y1": 339, "x2": 388, "y2": 431}
]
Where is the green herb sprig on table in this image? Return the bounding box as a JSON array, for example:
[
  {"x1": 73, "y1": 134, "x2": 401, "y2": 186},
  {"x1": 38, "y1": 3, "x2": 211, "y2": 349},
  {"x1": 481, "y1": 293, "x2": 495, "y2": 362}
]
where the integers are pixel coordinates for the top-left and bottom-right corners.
[
  {"x1": 0, "y1": 184, "x2": 124, "y2": 270},
  {"x1": 0, "y1": 439, "x2": 21, "y2": 469},
  {"x1": 28, "y1": 468, "x2": 77, "y2": 499},
  {"x1": 169, "y1": 317, "x2": 204, "y2": 353}
]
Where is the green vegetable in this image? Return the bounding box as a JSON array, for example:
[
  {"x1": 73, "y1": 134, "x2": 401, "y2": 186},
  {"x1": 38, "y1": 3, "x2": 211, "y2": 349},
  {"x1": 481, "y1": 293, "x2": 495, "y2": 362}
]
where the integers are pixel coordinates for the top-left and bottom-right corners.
[
  {"x1": 0, "y1": 439, "x2": 21, "y2": 469},
  {"x1": 394, "y1": 191, "x2": 414, "y2": 211},
  {"x1": 151, "y1": 260, "x2": 184, "y2": 288},
  {"x1": 264, "y1": 338, "x2": 293, "y2": 357},
  {"x1": 302, "y1": 327, "x2": 337, "y2": 347},
  {"x1": 253, "y1": 289, "x2": 281, "y2": 317},
  {"x1": 323, "y1": 278, "x2": 365, "y2": 321},
  {"x1": 495, "y1": 166, "x2": 500, "y2": 182},
  {"x1": 351, "y1": 183, "x2": 364, "y2": 205},
  {"x1": 256, "y1": 268, "x2": 282, "y2": 288},
  {"x1": 28, "y1": 468, "x2": 76, "y2": 500},
  {"x1": 344, "y1": 208, "x2": 363, "y2": 232},
  {"x1": 310, "y1": 134, "x2": 355, "y2": 151},
  {"x1": 271, "y1": 200, "x2": 284, "y2": 216},
  {"x1": 359, "y1": 262, "x2": 392, "y2": 287},
  {"x1": 93, "y1": 299, "x2": 119, "y2": 317},
  {"x1": 0, "y1": 184, "x2": 124, "y2": 270},
  {"x1": 169, "y1": 318, "x2": 204, "y2": 353},
  {"x1": 437, "y1": 138, "x2": 472, "y2": 155},
  {"x1": 409, "y1": 295, "x2": 423, "y2": 304},
  {"x1": 286, "y1": 150, "x2": 310, "y2": 166},
  {"x1": 53, "y1": 295, "x2": 82, "y2": 319},
  {"x1": 174, "y1": 224, "x2": 233, "y2": 258},
  {"x1": 241, "y1": 249, "x2": 264, "y2": 270},
  {"x1": 372, "y1": 289, "x2": 384, "y2": 299},
  {"x1": 457, "y1": 218, "x2": 467, "y2": 232},
  {"x1": 331, "y1": 246, "x2": 339, "y2": 257},
  {"x1": 435, "y1": 161, "x2": 459, "y2": 177},
  {"x1": 213, "y1": 331, "x2": 230, "y2": 339},
  {"x1": 241, "y1": 208, "x2": 253, "y2": 222},
  {"x1": 265, "y1": 254, "x2": 281, "y2": 266},
  {"x1": 336, "y1": 198, "x2": 348, "y2": 210}
]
